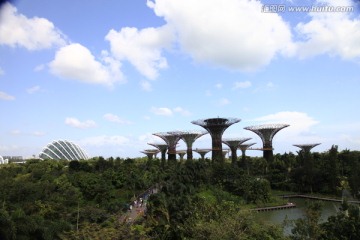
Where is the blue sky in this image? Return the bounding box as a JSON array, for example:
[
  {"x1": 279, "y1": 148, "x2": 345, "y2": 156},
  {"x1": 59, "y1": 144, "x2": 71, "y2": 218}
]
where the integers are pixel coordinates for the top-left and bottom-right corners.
[{"x1": 1, "y1": 0, "x2": 360, "y2": 159}]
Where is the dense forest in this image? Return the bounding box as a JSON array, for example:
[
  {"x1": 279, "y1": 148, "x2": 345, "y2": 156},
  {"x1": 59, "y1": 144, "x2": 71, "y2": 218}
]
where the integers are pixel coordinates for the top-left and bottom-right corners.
[{"x1": 1, "y1": 146, "x2": 360, "y2": 239}]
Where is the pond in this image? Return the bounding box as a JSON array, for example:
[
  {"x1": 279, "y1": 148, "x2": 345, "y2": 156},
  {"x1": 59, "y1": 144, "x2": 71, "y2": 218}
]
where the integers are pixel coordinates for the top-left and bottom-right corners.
[{"x1": 254, "y1": 198, "x2": 343, "y2": 235}]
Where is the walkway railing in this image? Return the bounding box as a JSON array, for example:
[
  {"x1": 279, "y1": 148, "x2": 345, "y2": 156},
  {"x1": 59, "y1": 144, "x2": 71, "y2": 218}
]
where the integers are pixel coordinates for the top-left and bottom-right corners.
[
  {"x1": 252, "y1": 203, "x2": 296, "y2": 212},
  {"x1": 119, "y1": 184, "x2": 160, "y2": 224},
  {"x1": 281, "y1": 194, "x2": 360, "y2": 204}
]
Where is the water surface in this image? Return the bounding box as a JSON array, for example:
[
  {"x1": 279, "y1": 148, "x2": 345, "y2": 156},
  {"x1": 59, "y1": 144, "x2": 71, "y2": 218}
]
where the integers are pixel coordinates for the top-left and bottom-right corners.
[{"x1": 254, "y1": 198, "x2": 342, "y2": 235}]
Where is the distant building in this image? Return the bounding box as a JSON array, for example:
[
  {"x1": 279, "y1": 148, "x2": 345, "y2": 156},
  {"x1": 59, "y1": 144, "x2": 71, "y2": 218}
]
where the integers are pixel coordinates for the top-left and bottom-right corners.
[
  {"x1": 0, "y1": 156, "x2": 9, "y2": 164},
  {"x1": 2, "y1": 156, "x2": 22, "y2": 163},
  {"x1": 39, "y1": 140, "x2": 89, "y2": 161}
]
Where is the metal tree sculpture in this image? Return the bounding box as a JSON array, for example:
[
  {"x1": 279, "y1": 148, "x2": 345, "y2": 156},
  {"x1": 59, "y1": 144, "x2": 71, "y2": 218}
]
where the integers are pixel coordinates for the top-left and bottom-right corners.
[
  {"x1": 194, "y1": 148, "x2": 212, "y2": 161},
  {"x1": 153, "y1": 131, "x2": 182, "y2": 161},
  {"x1": 238, "y1": 142, "x2": 256, "y2": 160},
  {"x1": 148, "y1": 142, "x2": 168, "y2": 163},
  {"x1": 238, "y1": 142, "x2": 256, "y2": 172},
  {"x1": 293, "y1": 143, "x2": 321, "y2": 153},
  {"x1": 179, "y1": 130, "x2": 208, "y2": 160},
  {"x1": 140, "y1": 149, "x2": 160, "y2": 160},
  {"x1": 222, "y1": 138, "x2": 251, "y2": 166},
  {"x1": 176, "y1": 150, "x2": 187, "y2": 161},
  {"x1": 244, "y1": 124, "x2": 289, "y2": 162},
  {"x1": 192, "y1": 117, "x2": 241, "y2": 163}
]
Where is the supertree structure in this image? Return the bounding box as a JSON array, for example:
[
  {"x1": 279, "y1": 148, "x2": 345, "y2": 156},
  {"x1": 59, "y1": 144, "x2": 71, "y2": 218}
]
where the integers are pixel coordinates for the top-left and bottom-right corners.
[
  {"x1": 293, "y1": 143, "x2": 321, "y2": 153},
  {"x1": 176, "y1": 150, "x2": 187, "y2": 161},
  {"x1": 293, "y1": 143, "x2": 321, "y2": 193},
  {"x1": 222, "y1": 138, "x2": 251, "y2": 165},
  {"x1": 192, "y1": 117, "x2": 241, "y2": 162},
  {"x1": 238, "y1": 142, "x2": 255, "y2": 172},
  {"x1": 238, "y1": 142, "x2": 256, "y2": 161},
  {"x1": 179, "y1": 130, "x2": 208, "y2": 160},
  {"x1": 148, "y1": 143, "x2": 168, "y2": 163},
  {"x1": 194, "y1": 149, "x2": 211, "y2": 161},
  {"x1": 222, "y1": 149, "x2": 230, "y2": 159},
  {"x1": 153, "y1": 131, "x2": 182, "y2": 161},
  {"x1": 244, "y1": 124, "x2": 289, "y2": 162},
  {"x1": 140, "y1": 149, "x2": 160, "y2": 160}
]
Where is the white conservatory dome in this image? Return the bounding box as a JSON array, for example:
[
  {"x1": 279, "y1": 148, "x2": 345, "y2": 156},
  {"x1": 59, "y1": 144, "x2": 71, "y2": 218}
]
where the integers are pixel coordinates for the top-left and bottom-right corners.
[
  {"x1": 39, "y1": 140, "x2": 89, "y2": 160},
  {"x1": 0, "y1": 156, "x2": 8, "y2": 164}
]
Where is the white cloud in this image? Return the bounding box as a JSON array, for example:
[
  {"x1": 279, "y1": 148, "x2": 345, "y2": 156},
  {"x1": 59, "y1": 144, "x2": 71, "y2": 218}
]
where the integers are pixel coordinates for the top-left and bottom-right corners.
[
  {"x1": 140, "y1": 80, "x2": 153, "y2": 91},
  {"x1": 32, "y1": 131, "x2": 45, "y2": 136},
  {"x1": 217, "y1": 98, "x2": 231, "y2": 106},
  {"x1": 49, "y1": 43, "x2": 124, "y2": 87},
  {"x1": 233, "y1": 81, "x2": 251, "y2": 89},
  {"x1": 0, "y1": 144, "x2": 20, "y2": 153},
  {"x1": 34, "y1": 64, "x2": 45, "y2": 72},
  {"x1": 253, "y1": 111, "x2": 320, "y2": 142},
  {"x1": 26, "y1": 85, "x2": 41, "y2": 94},
  {"x1": 139, "y1": 132, "x2": 165, "y2": 144},
  {"x1": 173, "y1": 107, "x2": 191, "y2": 116},
  {"x1": 106, "y1": 25, "x2": 174, "y2": 79},
  {"x1": 150, "y1": 106, "x2": 191, "y2": 116},
  {"x1": 338, "y1": 134, "x2": 360, "y2": 147},
  {"x1": 0, "y1": 3, "x2": 66, "y2": 50},
  {"x1": 80, "y1": 135, "x2": 130, "y2": 147},
  {"x1": 103, "y1": 113, "x2": 132, "y2": 125},
  {"x1": 266, "y1": 82, "x2": 274, "y2": 88},
  {"x1": 0, "y1": 67, "x2": 4, "y2": 76},
  {"x1": 65, "y1": 117, "x2": 97, "y2": 129},
  {"x1": 215, "y1": 83, "x2": 222, "y2": 89},
  {"x1": 0, "y1": 91, "x2": 15, "y2": 100},
  {"x1": 321, "y1": 122, "x2": 360, "y2": 132},
  {"x1": 147, "y1": 0, "x2": 294, "y2": 71},
  {"x1": 9, "y1": 129, "x2": 45, "y2": 136},
  {"x1": 10, "y1": 129, "x2": 21, "y2": 135},
  {"x1": 76, "y1": 135, "x2": 137, "y2": 157},
  {"x1": 150, "y1": 107, "x2": 173, "y2": 116},
  {"x1": 295, "y1": 0, "x2": 360, "y2": 60}
]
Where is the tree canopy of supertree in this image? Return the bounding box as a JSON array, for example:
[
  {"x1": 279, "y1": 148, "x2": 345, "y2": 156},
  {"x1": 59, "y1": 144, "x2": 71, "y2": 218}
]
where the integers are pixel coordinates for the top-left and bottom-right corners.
[
  {"x1": 222, "y1": 137, "x2": 251, "y2": 165},
  {"x1": 179, "y1": 130, "x2": 208, "y2": 160},
  {"x1": 244, "y1": 124, "x2": 289, "y2": 161},
  {"x1": 153, "y1": 131, "x2": 182, "y2": 161},
  {"x1": 191, "y1": 117, "x2": 241, "y2": 163},
  {"x1": 238, "y1": 142, "x2": 256, "y2": 170},
  {"x1": 176, "y1": 150, "x2": 187, "y2": 161},
  {"x1": 148, "y1": 142, "x2": 168, "y2": 163},
  {"x1": 194, "y1": 148, "x2": 212, "y2": 161},
  {"x1": 140, "y1": 149, "x2": 160, "y2": 160},
  {"x1": 238, "y1": 142, "x2": 256, "y2": 154},
  {"x1": 293, "y1": 143, "x2": 321, "y2": 153}
]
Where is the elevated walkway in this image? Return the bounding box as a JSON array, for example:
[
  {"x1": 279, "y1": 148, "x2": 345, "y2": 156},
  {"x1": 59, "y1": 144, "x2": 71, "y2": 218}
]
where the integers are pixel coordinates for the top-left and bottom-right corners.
[
  {"x1": 281, "y1": 194, "x2": 360, "y2": 204},
  {"x1": 252, "y1": 203, "x2": 296, "y2": 212}
]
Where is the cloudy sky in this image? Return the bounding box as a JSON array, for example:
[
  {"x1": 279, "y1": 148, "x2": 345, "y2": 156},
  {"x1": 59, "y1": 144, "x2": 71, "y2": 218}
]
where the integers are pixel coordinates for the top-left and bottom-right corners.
[{"x1": 1, "y1": 0, "x2": 360, "y2": 159}]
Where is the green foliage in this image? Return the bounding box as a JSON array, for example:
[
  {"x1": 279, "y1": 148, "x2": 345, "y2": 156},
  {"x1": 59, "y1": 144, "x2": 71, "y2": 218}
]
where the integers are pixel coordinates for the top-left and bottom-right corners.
[
  {"x1": 0, "y1": 158, "x2": 162, "y2": 239},
  {"x1": 323, "y1": 145, "x2": 341, "y2": 194},
  {"x1": 283, "y1": 198, "x2": 358, "y2": 240},
  {"x1": 266, "y1": 147, "x2": 360, "y2": 196},
  {"x1": 1, "y1": 147, "x2": 360, "y2": 239},
  {"x1": 0, "y1": 208, "x2": 15, "y2": 240},
  {"x1": 339, "y1": 150, "x2": 360, "y2": 199},
  {"x1": 290, "y1": 201, "x2": 324, "y2": 240},
  {"x1": 319, "y1": 203, "x2": 360, "y2": 240},
  {"x1": 189, "y1": 199, "x2": 286, "y2": 240}
]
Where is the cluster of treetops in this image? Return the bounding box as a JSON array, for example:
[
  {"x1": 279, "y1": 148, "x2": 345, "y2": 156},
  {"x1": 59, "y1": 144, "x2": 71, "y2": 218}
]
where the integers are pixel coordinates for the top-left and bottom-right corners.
[{"x1": 0, "y1": 145, "x2": 359, "y2": 239}]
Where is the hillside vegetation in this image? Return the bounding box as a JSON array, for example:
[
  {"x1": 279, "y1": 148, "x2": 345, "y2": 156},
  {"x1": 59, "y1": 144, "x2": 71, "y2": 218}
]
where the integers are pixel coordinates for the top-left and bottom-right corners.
[{"x1": 1, "y1": 146, "x2": 360, "y2": 239}]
